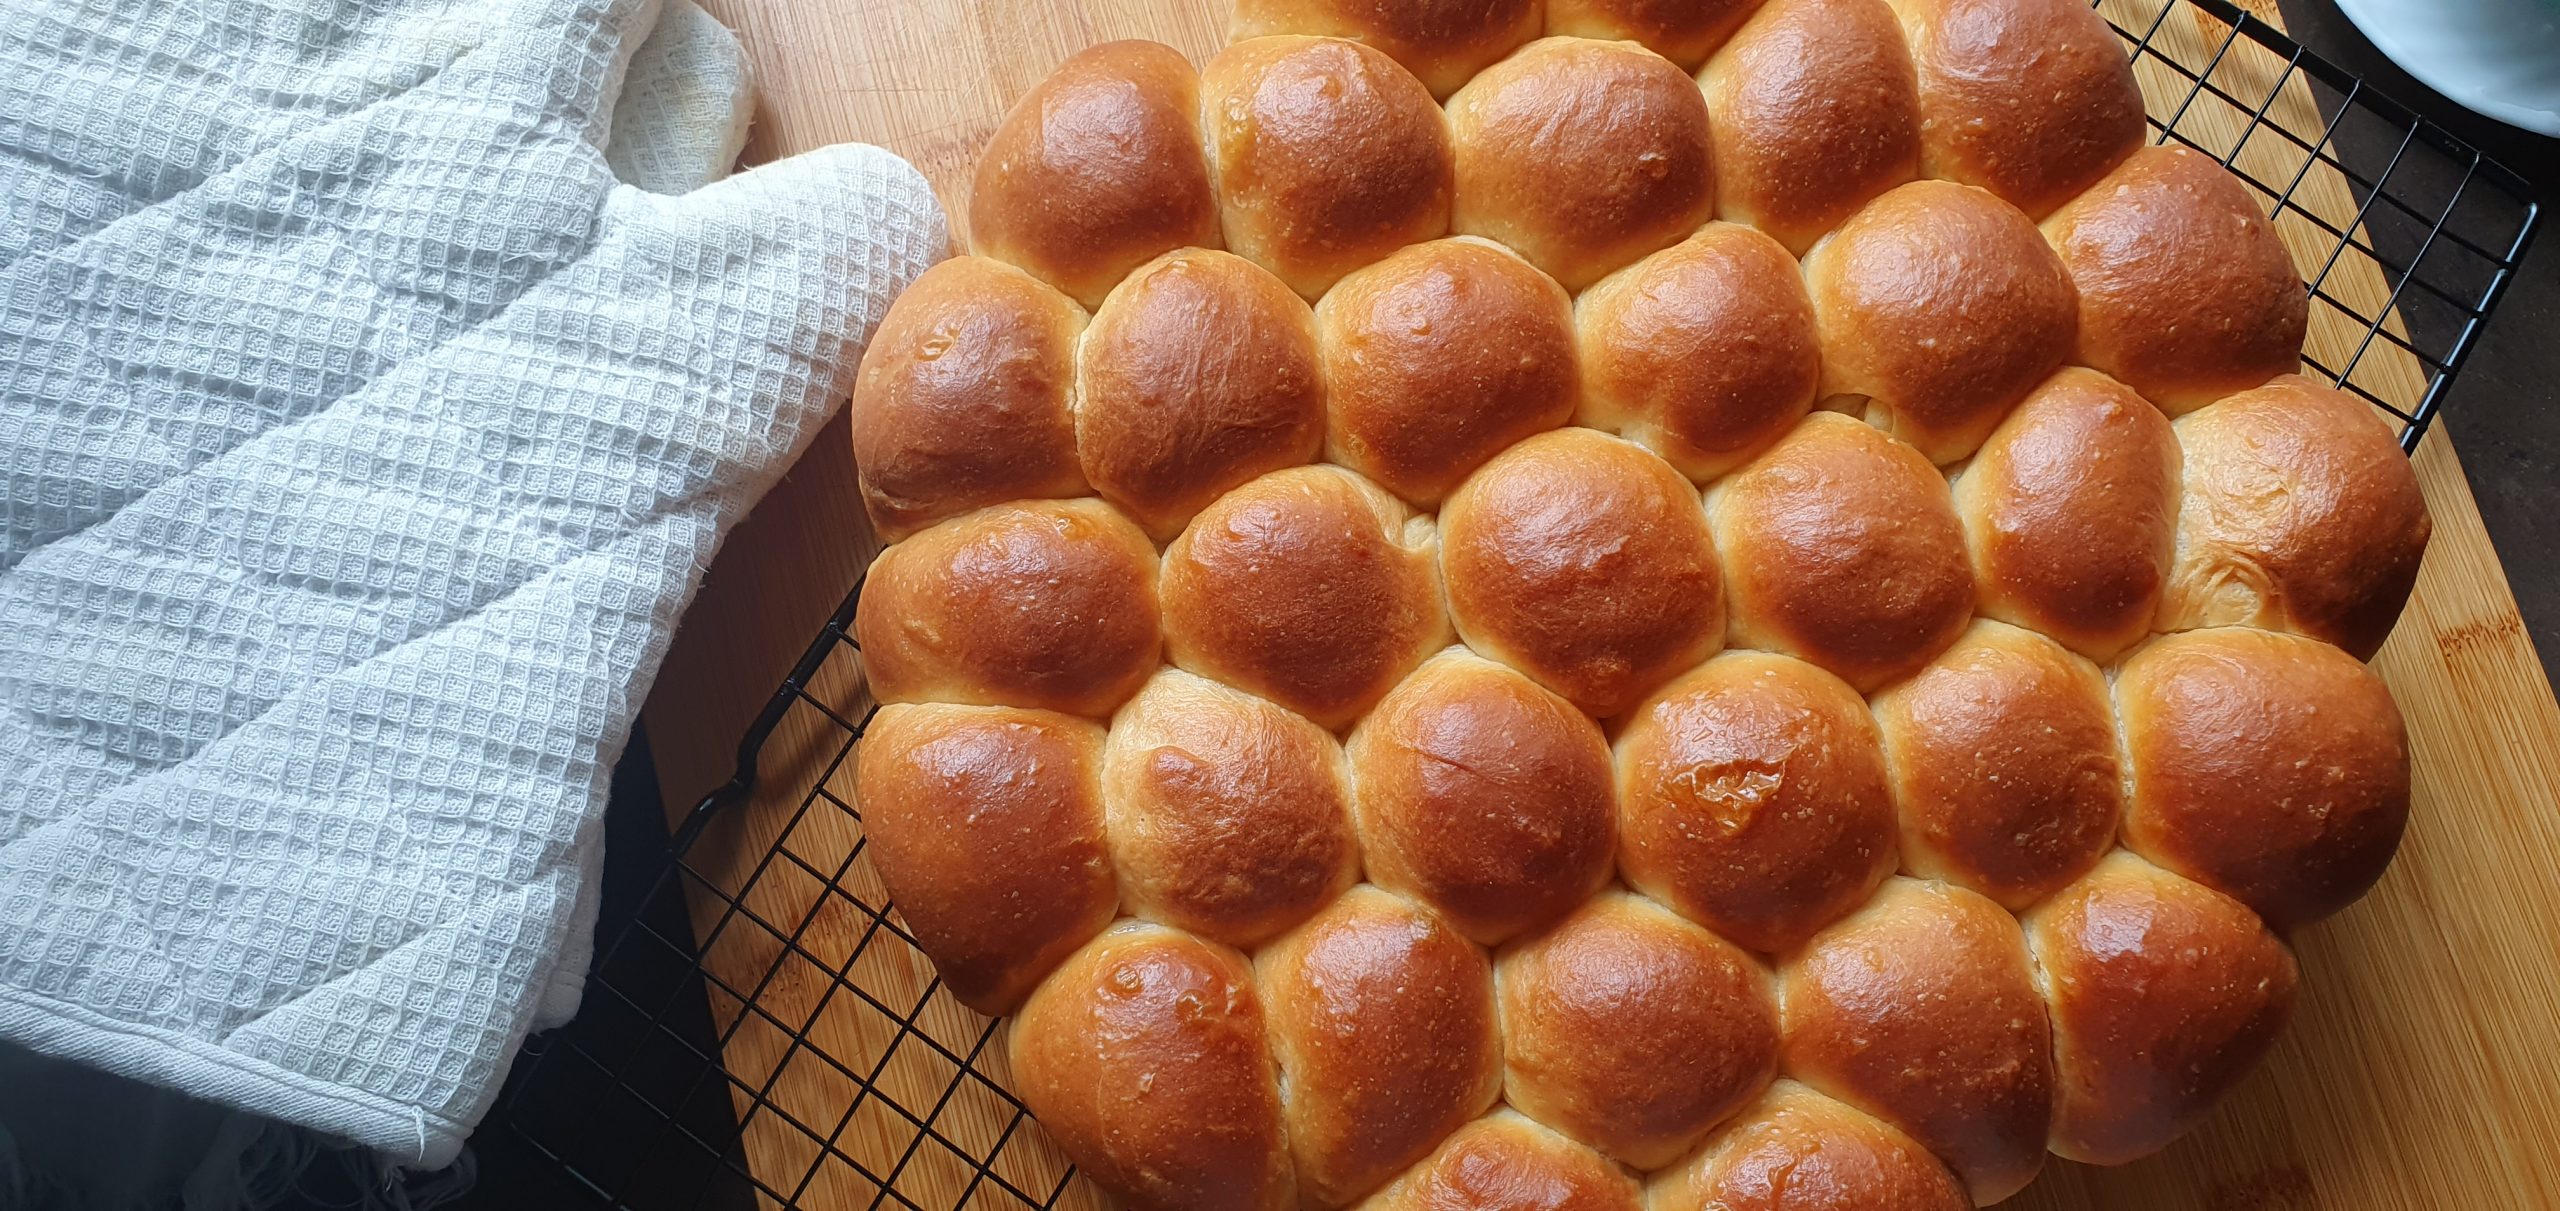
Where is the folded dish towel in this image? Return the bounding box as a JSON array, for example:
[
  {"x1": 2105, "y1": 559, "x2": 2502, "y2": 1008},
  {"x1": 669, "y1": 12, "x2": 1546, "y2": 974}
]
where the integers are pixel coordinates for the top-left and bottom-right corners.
[{"x1": 0, "y1": 0, "x2": 944, "y2": 1172}]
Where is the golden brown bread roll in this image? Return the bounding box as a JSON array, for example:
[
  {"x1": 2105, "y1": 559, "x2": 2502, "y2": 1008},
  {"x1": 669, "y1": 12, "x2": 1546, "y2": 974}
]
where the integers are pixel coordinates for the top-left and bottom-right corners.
[
  {"x1": 855, "y1": 498, "x2": 1160, "y2": 717},
  {"x1": 1347, "y1": 647, "x2": 1617, "y2": 944},
  {"x1": 970, "y1": 41, "x2": 1221, "y2": 308},
  {"x1": 1802, "y1": 179, "x2": 2078, "y2": 463},
  {"x1": 1161, "y1": 464, "x2": 1448, "y2": 729},
  {"x1": 2162, "y1": 375, "x2": 2432, "y2": 660},
  {"x1": 854, "y1": 704, "x2": 1118, "y2": 1016},
  {"x1": 1318, "y1": 237, "x2": 1578, "y2": 505},
  {"x1": 1954, "y1": 367, "x2": 2180, "y2": 661},
  {"x1": 2025, "y1": 851, "x2": 2299, "y2": 1165},
  {"x1": 1010, "y1": 921, "x2": 1296, "y2": 1211},
  {"x1": 1614, "y1": 651, "x2": 1896, "y2": 954},
  {"x1": 849, "y1": 256, "x2": 1090, "y2": 543},
  {"x1": 1883, "y1": 0, "x2": 2144, "y2": 219},
  {"x1": 1446, "y1": 37, "x2": 1717, "y2": 291},
  {"x1": 1648, "y1": 1081, "x2": 1969, "y2": 1211},
  {"x1": 1439, "y1": 427, "x2": 1725, "y2": 717},
  {"x1": 1497, "y1": 891, "x2": 1780, "y2": 1169},
  {"x1": 1706, "y1": 412, "x2": 1973, "y2": 692},
  {"x1": 1258, "y1": 886, "x2": 1506, "y2": 1208},
  {"x1": 1233, "y1": 0, "x2": 1543, "y2": 98},
  {"x1": 1078, "y1": 248, "x2": 1329, "y2": 538},
  {"x1": 1360, "y1": 1109, "x2": 1642, "y2": 1211},
  {"x1": 1870, "y1": 620, "x2": 2120, "y2": 909},
  {"x1": 1201, "y1": 37, "x2": 1454, "y2": 299},
  {"x1": 1781, "y1": 878, "x2": 2052, "y2": 1203},
  {"x1": 2043, "y1": 146, "x2": 2308, "y2": 412},
  {"x1": 1545, "y1": 0, "x2": 1760, "y2": 68},
  {"x1": 1699, "y1": 0, "x2": 1921, "y2": 255},
  {"x1": 1102, "y1": 668, "x2": 1361, "y2": 947},
  {"x1": 2115, "y1": 627, "x2": 2411, "y2": 930},
  {"x1": 1574, "y1": 223, "x2": 1821, "y2": 482}
]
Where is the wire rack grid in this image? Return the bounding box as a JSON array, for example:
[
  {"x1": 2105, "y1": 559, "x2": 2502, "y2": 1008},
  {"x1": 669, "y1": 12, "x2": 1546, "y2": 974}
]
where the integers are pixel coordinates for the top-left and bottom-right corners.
[{"x1": 489, "y1": 1, "x2": 2540, "y2": 1207}]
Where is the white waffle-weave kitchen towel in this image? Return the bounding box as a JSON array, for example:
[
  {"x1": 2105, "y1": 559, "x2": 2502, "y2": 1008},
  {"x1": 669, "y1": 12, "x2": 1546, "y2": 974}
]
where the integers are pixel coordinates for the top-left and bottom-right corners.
[{"x1": 0, "y1": 0, "x2": 945, "y2": 1169}]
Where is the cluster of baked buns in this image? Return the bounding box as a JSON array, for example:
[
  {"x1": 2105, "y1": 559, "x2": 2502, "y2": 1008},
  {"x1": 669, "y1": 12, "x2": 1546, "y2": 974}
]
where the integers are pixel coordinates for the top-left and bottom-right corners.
[{"x1": 843, "y1": 0, "x2": 2434, "y2": 1205}]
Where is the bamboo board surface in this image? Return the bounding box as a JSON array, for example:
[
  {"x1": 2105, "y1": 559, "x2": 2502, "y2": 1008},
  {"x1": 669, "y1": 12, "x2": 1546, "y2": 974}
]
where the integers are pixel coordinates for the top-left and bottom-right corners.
[{"x1": 638, "y1": 0, "x2": 2560, "y2": 1205}]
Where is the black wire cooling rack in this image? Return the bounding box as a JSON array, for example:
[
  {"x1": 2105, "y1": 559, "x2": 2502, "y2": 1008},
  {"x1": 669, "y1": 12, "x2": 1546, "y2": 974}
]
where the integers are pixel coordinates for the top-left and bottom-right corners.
[{"x1": 487, "y1": 1, "x2": 2540, "y2": 1207}]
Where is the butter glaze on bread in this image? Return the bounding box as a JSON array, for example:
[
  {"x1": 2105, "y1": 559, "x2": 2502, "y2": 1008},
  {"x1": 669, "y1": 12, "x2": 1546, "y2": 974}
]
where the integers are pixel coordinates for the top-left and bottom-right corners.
[
  {"x1": 1574, "y1": 222, "x2": 1822, "y2": 482},
  {"x1": 1010, "y1": 922, "x2": 1297, "y2": 1211},
  {"x1": 2162, "y1": 375, "x2": 2431, "y2": 659},
  {"x1": 1233, "y1": 0, "x2": 1542, "y2": 97},
  {"x1": 1078, "y1": 247, "x2": 1328, "y2": 538},
  {"x1": 1103, "y1": 668, "x2": 1361, "y2": 947},
  {"x1": 1202, "y1": 36, "x2": 1454, "y2": 298},
  {"x1": 1803, "y1": 179, "x2": 2078, "y2": 464},
  {"x1": 1886, "y1": 0, "x2": 2145, "y2": 218},
  {"x1": 1447, "y1": 37, "x2": 1717, "y2": 291},
  {"x1": 849, "y1": 256, "x2": 1090, "y2": 542},
  {"x1": 1362, "y1": 1110, "x2": 1642, "y2": 1211},
  {"x1": 1701, "y1": 0, "x2": 1923, "y2": 255},
  {"x1": 1497, "y1": 891, "x2": 1780, "y2": 1169},
  {"x1": 2044, "y1": 146, "x2": 2308, "y2": 412},
  {"x1": 1956, "y1": 367, "x2": 2180, "y2": 661},
  {"x1": 1348, "y1": 647, "x2": 1617, "y2": 944},
  {"x1": 1440, "y1": 427, "x2": 1725, "y2": 717},
  {"x1": 970, "y1": 41, "x2": 1221, "y2": 308},
  {"x1": 2026, "y1": 852, "x2": 2298, "y2": 1165},
  {"x1": 1649, "y1": 1081, "x2": 1970, "y2": 1211},
  {"x1": 1319, "y1": 236, "x2": 1578, "y2": 505}
]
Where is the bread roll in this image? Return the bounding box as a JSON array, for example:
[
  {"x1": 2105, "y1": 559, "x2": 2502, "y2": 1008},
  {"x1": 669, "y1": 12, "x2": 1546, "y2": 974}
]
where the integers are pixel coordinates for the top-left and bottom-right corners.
[
  {"x1": 1614, "y1": 651, "x2": 1896, "y2": 954},
  {"x1": 1318, "y1": 237, "x2": 1578, "y2": 505},
  {"x1": 2162, "y1": 375, "x2": 2431, "y2": 659},
  {"x1": 1447, "y1": 37, "x2": 1716, "y2": 290},
  {"x1": 1544, "y1": 0, "x2": 1760, "y2": 68},
  {"x1": 1497, "y1": 891, "x2": 1780, "y2": 1169},
  {"x1": 1161, "y1": 464, "x2": 1448, "y2": 729},
  {"x1": 1439, "y1": 427, "x2": 1724, "y2": 717},
  {"x1": 1648, "y1": 1082, "x2": 1969, "y2": 1211},
  {"x1": 2026, "y1": 851, "x2": 2298, "y2": 1165},
  {"x1": 849, "y1": 257, "x2": 1089, "y2": 542},
  {"x1": 1955, "y1": 367, "x2": 2180, "y2": 661},
  {"x1": 1257, "y1": 886, "x2": 1505, "y2": 1208},
  {"x1": 1700, "y1": 0, "x2": 1921, "y2": 255},
  {"x1": 2116, "y1": 627, "x2": 2410, "y2": 930},
  {"x1": 1781, "y1": 878, "x2": 2052, "y2": 1203},
  {"x1": 854, "y1": 704, "x2": 1118, "y2": 1015},
  {"x1": 1360, "y1": 1110, "x2": 1641, "y2": 1211},
  {"x1": 1010, "y1": 922, "x2": 1295, "y2": 1211},
  {"x1": 855, "y1": 498, "x2": 1159, "y2": 717},
  {"x1": 1202, "y1": 37, "x2": 1454, "y2": 298},
  {"x1": 1870, "y1": 621, "x2": 2120, "y2": 909},
  {"x1": 1233, "y1": 0, "x2": 1542, "y2": 98},
  {"x1": 1574, "y1": 223, "x2": 1821, "y2": 481},
  {"x1": 1102, "y1": 669, "x2": 1360, "y2": 947},
  {"x1": 2043, "y1": 146, "x2": 2308, "y2": 412},
  {"x1": 1347, "y1": 648, "x2": 1616, "y2": 944},
  {"x1": 1707, "y1": 412, "x2": 1972, "y2": 691},
  {"x1": 1079, "y1": 248, "x2": 1328, "y2": 538},
  {"x1": 970, "y1": 41, "x2": 1220, "y2": 308},
  {"x1": 1803, "y1": 179, "x2": 2077, "y2": 463},
  {"x1": 1884, "y1": 0, "x2": 2144, "y2": 218}
]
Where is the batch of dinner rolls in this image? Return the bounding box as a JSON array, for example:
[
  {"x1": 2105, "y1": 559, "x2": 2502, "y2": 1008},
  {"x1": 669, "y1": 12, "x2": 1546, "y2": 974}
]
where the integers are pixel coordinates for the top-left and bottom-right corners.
[{"x1": 845, "y1": 0, "x2": 2434, "y2": 1205}]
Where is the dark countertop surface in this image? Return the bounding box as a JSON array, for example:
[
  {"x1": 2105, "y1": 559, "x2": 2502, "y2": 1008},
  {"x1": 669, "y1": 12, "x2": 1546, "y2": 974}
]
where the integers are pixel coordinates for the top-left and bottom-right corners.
[{"x1": 2275, "y1": 0, "x2": 2560, "y2": 682}]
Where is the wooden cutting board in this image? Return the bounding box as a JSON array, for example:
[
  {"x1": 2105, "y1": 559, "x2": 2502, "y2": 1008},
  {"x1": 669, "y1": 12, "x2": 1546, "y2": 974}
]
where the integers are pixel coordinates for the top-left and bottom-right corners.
[{"x1": 638, "y1": 0, "x2": 2560, "y2": 1206}]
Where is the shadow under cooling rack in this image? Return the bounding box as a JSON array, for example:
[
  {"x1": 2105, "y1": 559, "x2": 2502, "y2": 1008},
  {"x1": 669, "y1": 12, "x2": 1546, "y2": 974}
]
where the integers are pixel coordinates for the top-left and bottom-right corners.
[{"x1": 486, "y1": 0, "x2": 2540, "y2": 1207}]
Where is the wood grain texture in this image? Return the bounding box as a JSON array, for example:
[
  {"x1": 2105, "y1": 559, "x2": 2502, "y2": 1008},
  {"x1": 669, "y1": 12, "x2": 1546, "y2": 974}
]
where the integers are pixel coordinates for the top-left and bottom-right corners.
[{"x1": 637, "y1": 0, "x2": 2560, "y2": 1205}]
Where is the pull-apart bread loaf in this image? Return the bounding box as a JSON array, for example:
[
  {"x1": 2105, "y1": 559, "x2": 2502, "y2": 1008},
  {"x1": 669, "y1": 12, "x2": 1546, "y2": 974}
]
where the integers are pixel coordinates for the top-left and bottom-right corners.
[{"x1": 846, "y1": 2, "x2": 2432, "y2": 1206}]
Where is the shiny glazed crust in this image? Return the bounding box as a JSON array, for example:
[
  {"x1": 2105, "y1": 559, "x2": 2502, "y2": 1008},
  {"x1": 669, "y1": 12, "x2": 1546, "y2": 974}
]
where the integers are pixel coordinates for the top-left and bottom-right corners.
[{"x1": 844, "y1": 8, "x2": 2434, "y2": 1207}]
